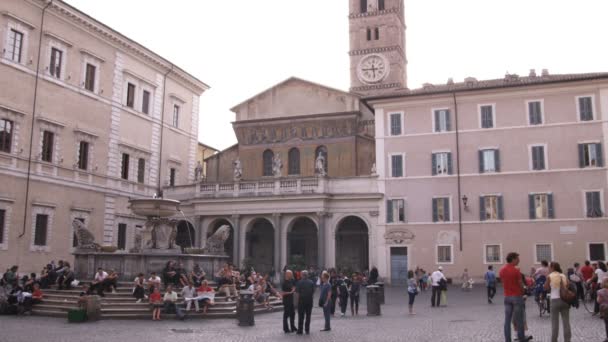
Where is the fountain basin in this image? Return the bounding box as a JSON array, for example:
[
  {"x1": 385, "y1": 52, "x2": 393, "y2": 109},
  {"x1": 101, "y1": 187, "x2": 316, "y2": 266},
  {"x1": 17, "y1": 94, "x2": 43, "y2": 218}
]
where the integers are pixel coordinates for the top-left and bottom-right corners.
[{"x1": 128, "y1": 198, "x2": 181, "y2": 218}]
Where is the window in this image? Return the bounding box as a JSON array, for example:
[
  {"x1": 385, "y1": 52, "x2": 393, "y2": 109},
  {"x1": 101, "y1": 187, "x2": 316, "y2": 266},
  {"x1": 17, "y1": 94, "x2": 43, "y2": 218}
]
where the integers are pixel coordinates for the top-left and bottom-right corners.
[
  {"x1": 390, "y1": 154, "x2": 404, "y2": 178},
  {"x1": 528, "y1": 101, "x2": 543, "y2": 125},
  {"x1": 49, "y1": 48, "x2": 62, "y2": 79},
  {"x1": 389, "y1": 113, "x2": 402, "y2": 136},
  {"x1": 0, "y1": 119, "x2": 13, "y2": 153},
  {"x1": 530, "y1": 145, "x2": 546, "y2": 170},
  {"x1": 437, "y1": 245, "x2": 453, "y2": 264},
  {"x1": 432, "y1": 197, "x2": 450, "y2": 222},
  {"x1": 480, "y1": 105, "x2": 494, "y2": 128},
  {"x1": 535, "y1": 244, "x2": 552, "y2": 263},
  {"x1": 262, "y1": 150, "x2": 274, "y2": 176},
  {"x1": 41, "y1": 131, "x2": 54, "y2": 163},
  {"x1": 480, "y1": 195, "x2": 504, "y2": 221},
  {"x1": 528, "y1": 193, "x2": 555, "y2": 219},
  {"x1": 142, "y1": 90, "x2": 151, "y2": 114},
  {"x1": 479, "y1": 149, "x2": 499, "y2": 173},
  {"x1": 586, "y1": 191, "x2": 603, "y2": 218},
  {"x1": 433, "y1": 109, "x2": 451, "y2": 132},
  {"x1": 432, "y1": 152, "x2": 452, "y2": 176},
  {"x1": 374, "y1": 27, "x2": 380, "y2": 40},
  {"x1": 7, "y1": 29, "x2": 24, "y2": 63},
  {"x1": 117, "y1": 223, "x2": 127, "y2": 250},
  {"x1": 378, "y1": 0, "x2": 385, "y2": 10},
  {"x1": 360, "y1": 0, "x2": 368, "y2": 13},
  {"x1": 172, "y1": 104, "x2": 180, "y2": 128},
  {"x1": 485, "y1": 245, "x2": 501, "y2": 263},
  {"x1": 126, "y1": 83, "x2": 136, "y2": 108},
  {"x1": 386, "y1": 199, "x2": 405, "y2": 223},
  {"x1": 121, "y1": 153, "x2": 130, "y2": 180},
  {"x1": 315, "y1": 146, "x2": 329, "y2": 174},
  {"x1": 288, "y1": 148, "x2": 300, "y2": 175},
  {"x1": 34, "y1": 214, "x2": 48, "y2": 246},
  {"x1": 137, "y1": 158, "x2": 146, "y2": 184},
  {"x1": 77, "y1": 141, "x2": 89, "y2": 170},
  {"x1": 366, "y1": 28, "x2": 372, "y2": 41},
  {"x1": 85, "y1": 63, "x2": 96, "y2": 92},
  {"x1": 578, "y1": 96, "x2": 594, "y2": 121},
  {"x1": 589, "y1": 243, "x2": 606, "y2": 262},
  {"x1": 0, "y1": 209, "x2": 5, "y2": 245},
  {"x1": 579, "y1": 143, "x2": 603, "y2": 168},
  {"x1": 169, "y1": 168, "x2": 176, "y2": 187}
]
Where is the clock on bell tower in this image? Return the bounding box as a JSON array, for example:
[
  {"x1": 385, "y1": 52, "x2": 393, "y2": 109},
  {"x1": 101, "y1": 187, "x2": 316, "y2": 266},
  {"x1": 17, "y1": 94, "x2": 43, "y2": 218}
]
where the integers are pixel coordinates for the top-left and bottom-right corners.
[{"x1": 348, "y1": 0, "x2": 407, "y2": 96}]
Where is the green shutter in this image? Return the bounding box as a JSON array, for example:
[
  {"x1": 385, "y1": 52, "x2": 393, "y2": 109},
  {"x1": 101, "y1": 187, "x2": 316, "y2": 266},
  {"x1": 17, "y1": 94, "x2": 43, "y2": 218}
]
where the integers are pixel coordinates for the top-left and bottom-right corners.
[
  {"x1": 434, "y1": 111, "x2": 440, "y2": 132},
  {"x1": 596, "y1": 143, "x2": 604, "y2": 167},
  {"x1": 547, "y1": 194, "x2": 555, "y2": 219},
  {"x1": 386, "y1": 200, "x2": 393, "y2": 223},
  {"x1": 445, "y1": 110, "x2": 452, "y2": 131},
  {"x1": 498, "y1": 196, "x2": 504, "y2": 220},
  {"x1": 444, "y1": 198, "x2": 450, "y2": 221},
  {"x1": 432, "y1": 199, "x2": 438, "y2": 222},
  {"x1": 578, "y1": 144, "x2": 586, "y2": 168},
  {"x1": 586, "y1": 192, "x2": 594, "y2": 217},
  {"x1": 431, "y1": 154, "x2": 437, "y2": 176},
  {"x1": 478, "y1": 150, "x2": 484, "y2": 173},
  {"x1": 479, "y1": 196, "x2": 486, "y2": 221},
  {"x1": 447, "y1": 153, "x2": 453, "y2": 175},
  {"x1": 529, "y1": 194, "x2": 536, "y2": 219},
  {"x1": 494, "y1": 149, "x2": 501, "y2": 172}
]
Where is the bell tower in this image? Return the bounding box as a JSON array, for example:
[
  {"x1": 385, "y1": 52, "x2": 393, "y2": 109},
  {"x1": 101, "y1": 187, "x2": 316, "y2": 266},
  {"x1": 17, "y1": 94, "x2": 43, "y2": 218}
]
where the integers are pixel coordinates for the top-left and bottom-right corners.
[{"x1": 349, "y1": 0, "x2": 407, "y2": 96}]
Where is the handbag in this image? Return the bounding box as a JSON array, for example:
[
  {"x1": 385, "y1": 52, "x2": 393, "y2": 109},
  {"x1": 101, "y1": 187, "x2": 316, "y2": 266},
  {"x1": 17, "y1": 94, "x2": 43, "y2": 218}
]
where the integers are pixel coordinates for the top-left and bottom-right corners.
[{"x1": 559, "y1": 276, "x2": 576, "y2": 304}]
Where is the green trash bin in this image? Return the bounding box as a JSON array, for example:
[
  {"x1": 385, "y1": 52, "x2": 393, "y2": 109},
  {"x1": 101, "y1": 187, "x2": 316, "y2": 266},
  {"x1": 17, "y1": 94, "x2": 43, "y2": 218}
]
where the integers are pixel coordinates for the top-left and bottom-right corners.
[{"x1": 68, "y1": 309, "x2": 87, "y2": 323}]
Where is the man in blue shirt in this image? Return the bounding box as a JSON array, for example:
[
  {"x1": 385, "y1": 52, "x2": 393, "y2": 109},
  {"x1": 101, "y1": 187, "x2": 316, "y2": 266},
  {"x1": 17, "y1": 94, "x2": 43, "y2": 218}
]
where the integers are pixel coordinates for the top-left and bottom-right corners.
[
  {"x1": 320, "y1": 271, "x2": 332, "y2": 332},
  {"x1": 485, "y1": 265, "x2": 497, "y2": 304}
]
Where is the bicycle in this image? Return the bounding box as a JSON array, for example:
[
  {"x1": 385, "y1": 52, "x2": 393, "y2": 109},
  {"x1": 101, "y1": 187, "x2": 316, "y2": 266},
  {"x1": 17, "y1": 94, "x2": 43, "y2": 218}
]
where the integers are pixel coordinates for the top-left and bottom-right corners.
[{"x1": 582, "y1": 282, "x2": 596, "y2": 314}]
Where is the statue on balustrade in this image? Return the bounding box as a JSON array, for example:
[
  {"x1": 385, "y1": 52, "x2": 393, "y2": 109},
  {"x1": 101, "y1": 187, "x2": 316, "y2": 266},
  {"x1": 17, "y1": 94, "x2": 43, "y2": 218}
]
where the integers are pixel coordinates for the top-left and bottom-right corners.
[
  {"x1": 315, "y1": 152, "x2": 327, "y2": 176},
  {"x1": 194, "y1": 161, "x2": 203, "y2": 181},
  {"x1": 233, "y1": 158, "x2": 243, "y2": 181},
  {"x1": 272, "y1": 153, "x2": 283, "y2": 177}
]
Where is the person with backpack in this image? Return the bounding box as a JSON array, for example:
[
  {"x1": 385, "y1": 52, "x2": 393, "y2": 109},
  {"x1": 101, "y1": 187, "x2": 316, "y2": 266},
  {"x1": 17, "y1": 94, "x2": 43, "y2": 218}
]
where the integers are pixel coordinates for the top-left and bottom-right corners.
[
  {"x1": 485, "y1": 265, "x2": 497, "y2": 304},
  {"x1": 544, "y1": 262, "x2": 571, "y2": 342}
]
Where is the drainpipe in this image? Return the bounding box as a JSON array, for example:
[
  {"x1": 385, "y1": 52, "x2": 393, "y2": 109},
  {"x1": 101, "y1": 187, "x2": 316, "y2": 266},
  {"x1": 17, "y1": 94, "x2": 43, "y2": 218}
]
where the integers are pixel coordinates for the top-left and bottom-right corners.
[
  {"x1": 19, "y1": 0, "x2": 53, "y2": 239},
  {"x1": 156, "y1": 64, "x2": 174, "y2": 197},
  {"x1": 452, "y1": 92, "x2": 463, "y2": 252}
]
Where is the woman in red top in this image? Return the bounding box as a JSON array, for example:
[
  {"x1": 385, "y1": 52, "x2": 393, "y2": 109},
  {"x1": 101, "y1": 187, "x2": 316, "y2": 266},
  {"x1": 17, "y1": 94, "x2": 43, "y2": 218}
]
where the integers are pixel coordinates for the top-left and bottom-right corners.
[
  {"x1": 196, "y1": 280, "x2": 215, "y2": 314},
  {"x1": 149, "y1": 287, "x2": 163, "y2": 320},
  {"x1": 31, "y1": 284, "x2": 43, "y2": 305}
]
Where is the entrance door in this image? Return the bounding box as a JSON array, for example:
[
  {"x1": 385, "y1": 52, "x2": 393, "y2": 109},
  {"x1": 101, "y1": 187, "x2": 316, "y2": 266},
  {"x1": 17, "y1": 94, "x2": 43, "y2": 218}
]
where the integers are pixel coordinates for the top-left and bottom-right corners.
[{"x1": 390, "y1": 247, "x2": 408, "y2": 285}]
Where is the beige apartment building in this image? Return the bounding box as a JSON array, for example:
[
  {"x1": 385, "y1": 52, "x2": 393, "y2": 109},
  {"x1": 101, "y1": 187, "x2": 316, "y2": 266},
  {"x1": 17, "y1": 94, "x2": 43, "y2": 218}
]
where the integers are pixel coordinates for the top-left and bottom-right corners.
[{"x1": 0, "y1": 0, "x2": 208, "y2": 273}]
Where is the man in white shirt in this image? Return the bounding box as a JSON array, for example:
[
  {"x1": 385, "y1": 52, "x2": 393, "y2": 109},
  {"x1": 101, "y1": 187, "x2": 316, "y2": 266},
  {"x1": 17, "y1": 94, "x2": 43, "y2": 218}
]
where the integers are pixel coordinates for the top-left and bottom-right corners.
[
  {"x1": 91, "y1": 268, "x2": 108, "y2": 297},
  {"x1": 148, "y1": 272, "x2": 161, "y2": 294},
  {"x1": 430, "y1": 266, "x2": 447, "y2": 307},
  {"x1": 163, "y1": 285, "x2": 184, "y2": 319},
  {"x1": 181, "y1": 282, "x2": 199, "y2": 312}
]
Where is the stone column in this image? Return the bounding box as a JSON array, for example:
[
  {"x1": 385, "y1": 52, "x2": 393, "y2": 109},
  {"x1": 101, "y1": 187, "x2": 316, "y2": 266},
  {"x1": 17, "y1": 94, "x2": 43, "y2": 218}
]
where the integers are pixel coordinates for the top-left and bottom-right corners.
[
  {"x1": 272, "y1": 213, "x2": 282, "y2": 277},
  {"x1": 231, "y1": 215, "x2": 240, "y2": 268},
  {"x1": 317, "y1": 212, "x2": 327, "y2": 268}
]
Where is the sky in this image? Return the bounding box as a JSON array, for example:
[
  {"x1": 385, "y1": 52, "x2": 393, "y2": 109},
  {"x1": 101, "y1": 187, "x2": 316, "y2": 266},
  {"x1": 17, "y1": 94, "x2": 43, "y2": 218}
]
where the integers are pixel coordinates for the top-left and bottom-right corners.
[{"x1": 65, "y1": 0, "x2": 608, "y2": 151}]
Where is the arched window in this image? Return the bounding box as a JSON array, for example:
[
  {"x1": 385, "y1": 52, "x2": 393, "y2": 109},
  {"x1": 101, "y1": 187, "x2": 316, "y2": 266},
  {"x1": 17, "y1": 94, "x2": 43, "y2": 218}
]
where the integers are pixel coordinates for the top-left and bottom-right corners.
[
  {"x1": 288, "y1": 148, "x2": 300, "y2": 175},
  {"x1": 374, "y1": 27, "x2": 380, "y2": 40},
  {"x1": 360, "y1": 0, "x2": 367, "y2": 13},
  {"x1": 263, "y1": 150, "x2": 274, "y2": 176},
  {"x1": 366, "y1": 28, "x2": 372, "y2": 41},
  {"x1": 378, "y1": 0, "x2": 385, "y2": 11},
  {"x1": 315, "y1": 145, "x2": 328, "y2": 175}
]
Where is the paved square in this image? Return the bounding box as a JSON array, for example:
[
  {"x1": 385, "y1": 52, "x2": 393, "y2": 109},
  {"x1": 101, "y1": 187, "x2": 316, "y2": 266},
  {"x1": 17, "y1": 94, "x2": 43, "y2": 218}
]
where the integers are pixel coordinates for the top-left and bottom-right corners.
[{"x1": 1, "y1": 286, "x2": 604, "y2": 342}]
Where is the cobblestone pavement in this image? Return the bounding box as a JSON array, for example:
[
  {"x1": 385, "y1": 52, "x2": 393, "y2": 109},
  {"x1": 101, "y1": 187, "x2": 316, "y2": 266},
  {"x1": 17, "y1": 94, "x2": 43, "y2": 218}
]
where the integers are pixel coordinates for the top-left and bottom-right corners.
[{"x1": 1, "y1": 286, "x2": 605, "y2": 342}]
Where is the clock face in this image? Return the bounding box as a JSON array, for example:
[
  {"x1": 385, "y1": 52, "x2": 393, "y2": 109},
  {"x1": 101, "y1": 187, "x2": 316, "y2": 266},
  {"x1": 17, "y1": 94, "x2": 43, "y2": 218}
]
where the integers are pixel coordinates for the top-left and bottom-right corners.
[{"x1": 357, "y1": 54, "x2": 389, "y2": 84}]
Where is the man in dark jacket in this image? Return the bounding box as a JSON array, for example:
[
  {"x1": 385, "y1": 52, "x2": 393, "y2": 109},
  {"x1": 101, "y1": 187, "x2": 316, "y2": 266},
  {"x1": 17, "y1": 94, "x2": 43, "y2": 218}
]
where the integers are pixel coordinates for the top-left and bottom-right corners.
[
  {"x1": 295, "y1": 270, "x2": 315, "y2": 335},
  {"x1": 281, "y1": 270, "x2": 297, "y2": 333}
]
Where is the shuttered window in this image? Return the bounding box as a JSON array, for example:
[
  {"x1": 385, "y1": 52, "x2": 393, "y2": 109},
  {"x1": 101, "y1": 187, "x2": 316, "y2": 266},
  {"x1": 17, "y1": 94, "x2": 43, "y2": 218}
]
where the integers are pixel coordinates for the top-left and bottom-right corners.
[
  {"x1": 579, "y1": 97, "x2": 593, "y2": 121},
  {"x1": 78, "y1": 141, "x2": 89, "y2": 170},
  {"x1": 479, "y1": 149, "x2": 500, "y2": 173},
  {"x1": 479, "y1": 195, "x2": 504, "y2": 221},
  {"x1": 391, "y1": 154, "x2": 403, "y2": 178},
  {"x1": 0, "y1": 119, "x2": 13, "y2": 153},
  {"x1": 480, "y1": 105, "x2": 494, "y2": 128},
  {"x1": 578, "y1": 143, "x2": 603, "y2": 168},
  {"x1": 386, "y1": 199, "x2": 405, "y2": 223},
  {"x1": 531, "y1": 145, "x2": 546, "y2": 170},
  {"x1": 432, "y1": 198, "x2": 450, "y2": 222},
  {"x1": 137, "y1": 158, "x2": 146, "y2": 184},
  {"x1": 528, "y1": 101, "x2": 543, "y2": 125},
  {"x1": 85, "y1": 63, "x2": 96, "y2": 92},
  {"x1": 50, "y1": 48, "x2": 62, "y2": 79},
  {"x1": 437, "y1": 245, "x2": 452, "y2": 263},
  {"x1": 528, "y1": 193, "x2": 554, "y2": 219},
  {"x1": 389, "y1": 113, "x2": 402, "y2": 136},
  {"x1": 434, "y1": 109, "x2": 451, "y2": 132},
  {"x1": 34, "y1": 214, "x2": 48, "y2": 246},
  {"x1": 586, "y1": 191, "x2": 603, "y2": 218},
  {"x1": 117, "y1": 223, "x2": 127, "y2": 250},
  {"x1": 41, "y1": 131, "x2": 54, "y2": 163},
  {"x1": 432, "y1": 152, "x2": 452, "y2": 175},
  {"x1": 7, "y1": 29, "x2": 23, "y2": 63}
]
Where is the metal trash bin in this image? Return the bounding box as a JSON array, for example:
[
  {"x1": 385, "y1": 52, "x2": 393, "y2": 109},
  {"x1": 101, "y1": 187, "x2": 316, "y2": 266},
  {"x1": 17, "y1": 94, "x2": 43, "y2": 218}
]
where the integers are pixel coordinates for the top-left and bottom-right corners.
[
  {"x1": 375, "y1": 282, "x2": 385, "y2": 305},
  {"x1": 237, "y1": 290, "x2": 255, "y2": 326},
  {"x1": 366, "y1": 285, "x2": 381, "y2": 316}
]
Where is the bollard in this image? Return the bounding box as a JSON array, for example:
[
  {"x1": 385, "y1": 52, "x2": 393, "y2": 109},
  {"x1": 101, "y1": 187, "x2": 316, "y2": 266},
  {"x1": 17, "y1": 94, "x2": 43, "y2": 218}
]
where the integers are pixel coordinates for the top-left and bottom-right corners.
[
  {"x1": 375, "y1": 282, "x2": 385, "y2": 305},
  {"x1": 84, "y1": 295, "x2": 101, "y2": 321},
  {"x1": 366, "y1": 285, "x2": 381, "y2": 316},
  {"x1": 237, "y1": 290, "x2": 255, "y2": 326}
]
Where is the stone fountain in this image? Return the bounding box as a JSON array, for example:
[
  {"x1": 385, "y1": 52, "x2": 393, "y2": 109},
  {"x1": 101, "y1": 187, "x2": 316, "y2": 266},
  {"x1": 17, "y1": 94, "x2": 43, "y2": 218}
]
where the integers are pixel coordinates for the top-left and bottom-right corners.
[{"x1": 73, "y1": 197, "x2": 229, "y2": 281}]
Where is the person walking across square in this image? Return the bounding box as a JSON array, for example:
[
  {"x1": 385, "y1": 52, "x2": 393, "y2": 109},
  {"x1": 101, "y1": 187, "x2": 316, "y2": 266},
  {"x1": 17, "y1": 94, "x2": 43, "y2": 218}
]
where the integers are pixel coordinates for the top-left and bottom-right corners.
[
  {"x1": 485, "y1": 265, "x2": 497, "y2": 304},
  {"x1": 499, "y1": 252, "x2": 532, "y2": 342},
  {"x1": 430, "y1": 266, "x2": 446, "y2": 307}
]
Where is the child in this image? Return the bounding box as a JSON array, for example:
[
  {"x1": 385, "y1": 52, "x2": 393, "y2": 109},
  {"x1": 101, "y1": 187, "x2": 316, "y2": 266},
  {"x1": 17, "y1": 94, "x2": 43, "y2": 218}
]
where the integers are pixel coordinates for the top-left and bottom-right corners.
[
  {"x1": 150, "y1": 287, "x2": 163, "y2": 320},
  {"x1": 597, "y1": 278, "x2": 608, "y2": 341}
]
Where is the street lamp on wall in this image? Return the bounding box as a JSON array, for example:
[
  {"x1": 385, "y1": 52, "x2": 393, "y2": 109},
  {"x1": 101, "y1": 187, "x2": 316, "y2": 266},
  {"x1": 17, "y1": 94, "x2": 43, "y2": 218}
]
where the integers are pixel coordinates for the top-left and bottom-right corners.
[{"x1": 462, "y1": 195, "x2": 469, "y2": 211}]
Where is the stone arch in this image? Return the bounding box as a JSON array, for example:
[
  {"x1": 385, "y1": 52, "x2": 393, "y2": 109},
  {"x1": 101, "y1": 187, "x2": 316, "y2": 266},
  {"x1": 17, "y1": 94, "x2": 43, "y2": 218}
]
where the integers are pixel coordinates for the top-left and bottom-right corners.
[
  {"x1": 176, "y1": 220, "x2": 196, "y2": 249},
  {"x1": 287, "y1": 216, "x2": 318, "y2": 268},
  {"x1": 335, "y1": 215, "x2": 369, "y2": 272},
  {"x1": 207, "y1": 218, "x2": 234, "y2": 263},
  {"x1": 245, "y1": 217, "x2": 275, "y2": 274}
]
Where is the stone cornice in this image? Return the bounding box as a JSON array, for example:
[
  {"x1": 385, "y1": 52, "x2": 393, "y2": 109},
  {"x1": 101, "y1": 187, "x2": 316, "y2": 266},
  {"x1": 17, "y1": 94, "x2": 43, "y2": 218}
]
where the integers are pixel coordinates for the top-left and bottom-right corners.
[
  {"x1": 349, "y1": 45, "x2": 405, "y2": 57},
  {"x1": 29, "y1": 0, "x2": 209, "y2": 94},
  {"x1": 43, "y1": 31, "x2": 73, "y2": 47},
  {"x1": 1, "y1": 11, "x2": 37, "y2": 29},
  {"x1": 351, "y1": 83, "x2": 402, "y2": 92}
]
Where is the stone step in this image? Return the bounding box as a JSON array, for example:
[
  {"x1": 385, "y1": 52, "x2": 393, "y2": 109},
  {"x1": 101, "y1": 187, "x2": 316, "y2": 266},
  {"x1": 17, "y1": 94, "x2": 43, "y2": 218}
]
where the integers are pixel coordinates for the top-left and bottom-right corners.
[
  {"x1": 31, "y1": 308, "x2": 67, "y2": 318},
  {"x1": 99, "y1": 306, "x2": 282, "y2": 320},
  {"x1": 33, "y1": 304, "x2": 79, "y2": 312}
]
